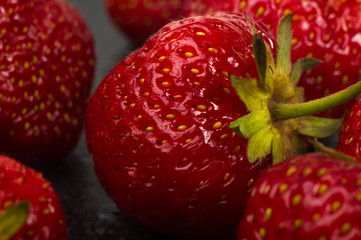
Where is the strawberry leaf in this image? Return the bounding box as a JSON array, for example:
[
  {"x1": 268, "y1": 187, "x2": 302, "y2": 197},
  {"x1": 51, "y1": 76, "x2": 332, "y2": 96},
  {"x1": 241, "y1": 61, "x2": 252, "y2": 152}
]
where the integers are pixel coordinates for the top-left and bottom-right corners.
[
  {"x1": 276, "y1": 14, "x2": 293, "y2": 75},
  {"x1": 247, "y1": 125, "x2": 274, "y2": 163},
  {"x1": 253, "y1": 33, "x2": 267, "y2": 86},
  {"x1": 230, "y1": 110, "x2": 270, "y2": 138},
  {"x1": 229, "y1": 76, "x2": 269, "y2": 111},
  {"x1": 291, "y1": 58, "x2": 321, "y2": 84},
  {"x1": 297, "y1": 116, "x2": 343, "y2": 138},
  {"x1": 0, "y1": 200, "x2": 30, "y2": 240}
]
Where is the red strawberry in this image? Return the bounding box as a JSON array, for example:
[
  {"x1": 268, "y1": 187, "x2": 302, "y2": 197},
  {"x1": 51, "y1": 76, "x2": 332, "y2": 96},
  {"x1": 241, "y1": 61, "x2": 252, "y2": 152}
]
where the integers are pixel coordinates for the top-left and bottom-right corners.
[
  {"x1": 184, "y1": 0, "x2": 361, "y2": 118},
  {"x1": 105, "y1": 0, "x2": 184, "y2": 44},
  {"x1": 238, "y1": 152, "x2": 361, "y2": 239},
  {"x1": 0, "y1": 0, "x2": 95, "y2": 165},
  {"x1": 337, "y1": 99, "x2": 361, "y2": 162},
  {"x1": 0, "y1": 155, "x2": 67, "y2": 239},
  {"x1": 86, "y1": 11, "x2": 361, "y2": 239}
]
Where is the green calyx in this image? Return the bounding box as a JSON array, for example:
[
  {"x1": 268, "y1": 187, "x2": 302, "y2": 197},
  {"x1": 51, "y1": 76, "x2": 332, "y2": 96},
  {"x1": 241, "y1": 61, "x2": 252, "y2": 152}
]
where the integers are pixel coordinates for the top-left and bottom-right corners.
[
  {"x1": 230, "y1": 14, "x2": 361, "y2": 164},
  {"x1": 0, "y1": 200, "x2": 30, "y2": 240}
]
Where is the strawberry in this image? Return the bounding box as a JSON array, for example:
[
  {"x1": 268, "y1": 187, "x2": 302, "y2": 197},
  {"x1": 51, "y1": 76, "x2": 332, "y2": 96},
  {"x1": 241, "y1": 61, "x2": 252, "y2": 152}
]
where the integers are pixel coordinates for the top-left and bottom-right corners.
[
  {"x1": 183, "y1": 0, "x2": 361, "y2": 118},
  {"x1": 0, "y1": 155, "x2": 67, "y2": 239},
  {"x1": 238, "y1": 152, "x2": 361, "y2": 239},
  {"x1": 337, "y1": 99, "x2": 361, "y2": 162},
  {"x1": 105, "y1": 0, "x2": 184, "y2": 44},
  {"x1": 0, "y1": 0, "x2": 95, "y2": 165},
  {"x1": 86, "y1": 12, "x2": 361, "y2": 239}
]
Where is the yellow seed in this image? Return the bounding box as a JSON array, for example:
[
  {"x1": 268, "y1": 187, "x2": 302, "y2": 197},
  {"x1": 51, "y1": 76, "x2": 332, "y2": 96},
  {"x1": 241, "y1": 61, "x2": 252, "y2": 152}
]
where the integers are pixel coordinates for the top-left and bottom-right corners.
[
  {"x1": 292, "y1": 194, "x2": 302, "y2": 206},
  {"x1": 43, "y1": 208, "x2": 50, "y2": 215},
  {"x1": 331, "y1": 201, "x2": 341, "y2": 213},
  {"x1": 24, "y1": 122, "x2": 30, "y2": 131},
  {"x1": 185, "y1": 52, "x2": 193, "y2": 57},
  {"x1": 185, "y1": 139, "x2": 192, "y2": 143},
  {"x1": 317, "y1": 168, "x2": 327, "y2": 177},
  {"x1": 303, "y1": 167, "x2": 312, "y2": 176},
  {"x1": 197, "y1": 105, "x2": 206, "y2": 110},
  {"x1": 146, "y1": 126, "x2": 154, "y2": 132},
  {"x1": 177, "y1": 125, "x2": 187, "y2": 131},
  {"x1": 3, "y1": 200, "x2": 13, "y2": 208},
  {"x1": 191, "y1": 68, "x2": 200, "y2": 74},
  {"x1": 212, "y1": 121, "x2": 222, "y2": 129},
  {"x1": 279, "y1": 183, "x2": 288, "y2": 194},
  {"x1": 247, "y1": 178, "x2": 254, "y2": 187},
  {"x1": 196, "y1": 31, "x2": 206, "y2": 36},
  {"x1": 287, "y1": 166, "x2": 297, "y2": 176},
  {"x1": 335, "y1": 62, "x2": 340, "y2": 70},
  {"x1": 355, "y1": 192, "x2": 361, "y2": 202},
  {"x1": 316, "y1": 76, "x2": 323, "y2": 84},
  {"x1": 239, "y1": 1, "x2": 247, "y2": 10},
  {"x1": 259, "y1": 227, "x2": 266, "y2": 239},
  {"x1": 342, "y1": 75, "x2": 349, "y2": 85},
  {"x1": 208, "y1": 47, "x2": 219, "y2": 54},
  {"x1": 313, "y1": 213, "x2": 321, "y2": 221},
  {"x1": 265, "y1": 207, "x2": 272, "y2": 220},
  {"x1": 194, "y1": 81, "x2": 200, "y2": 85},
  {"x1": 340, "y1": 222, "x2": 351, "y2": 235},
  {"x1": 220, "y1": 133, "x2": 229, "y2": 140},
  {"x1": 162, "y1": 81, "x2": 170, "y2": 87},
  {"x1": 1, "y1": 28, "x2": 6, "y2": 35},
  {"x1": 130, "y1": 103, "x2": 135, "y2": 108},
  {"x1": 162, "y1": 68, "x2": 170, "y2": 73},
  {"x1": 263, "y1": 185, "x2": 271, "y2": 194},
  {"x1": 166, "y1": 114, "x2": 176, "y2": 119},
  {"x1": 317, "y1": 184, "x2": 328, "y2": 195},
  {"x1": 42, "y1": 183, "x2": 49, "y2": 189},
  {"x1": 24, "y1": 62, "x2": 30, "y2": 69},
  {"x1": 257, "y1": 6, "x2": 265, "y2": 17},
  {"x1": 158, "y1": 56, "x2": 165, "y2": 61},
  {"x1": 294, "y1": 219, "x2": 302, "y2": 229}
]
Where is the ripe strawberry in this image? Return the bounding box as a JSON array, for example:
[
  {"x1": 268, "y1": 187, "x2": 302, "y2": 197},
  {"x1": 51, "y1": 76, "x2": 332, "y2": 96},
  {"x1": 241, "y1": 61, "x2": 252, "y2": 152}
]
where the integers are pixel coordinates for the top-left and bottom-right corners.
[
  {"x1": 337, "y1": 99, "x2": 361, "y2": 162},
  {"x1": 238, "y1": 152, "x2": 361, "y2": 239},
  {"x1": 0, "y1": 0, "x2": 95, "y2": 165},
  {"x1": 0, "y1": 155, "x2": 67, "y2": 239},
  {"x1": 86, "y1": 12, "x2": 361, "y2": 239},
  {"x1": 105, "y1": 0, "x2": 184, "y2": 44},
  {"x1": 184, "y1": 0, "x2": 361, "y2": 118}
]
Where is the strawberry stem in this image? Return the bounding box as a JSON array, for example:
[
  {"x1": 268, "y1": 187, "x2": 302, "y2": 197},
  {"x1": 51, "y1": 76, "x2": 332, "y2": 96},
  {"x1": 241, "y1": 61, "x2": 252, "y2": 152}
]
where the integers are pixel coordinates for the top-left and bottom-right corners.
[
  {"x1": 270, "y1": 80, "x2": 361, "y2": 121},
  {"x1": 310, "y1": 138, "x2": 356, "y2": 162},
  {"x1": 0, "y1": 200, "x2": 30, "y2": 240}
]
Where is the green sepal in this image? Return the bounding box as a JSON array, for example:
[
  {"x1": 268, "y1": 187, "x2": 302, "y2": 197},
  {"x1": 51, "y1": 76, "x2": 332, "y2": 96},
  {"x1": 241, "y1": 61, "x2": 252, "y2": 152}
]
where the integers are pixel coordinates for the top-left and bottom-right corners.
[
  {"x1": 291, "y1": 58, "x2": 321, "y2": 84},
  {"x1": 253, "y1": 33, "x2": 267, "y2": 86},
  {"x1": 297, "y1": 116, "x2": 344, "y2": 138},
  {"x1": 230, "y1": 110, "x2": 270, "y2": 138},
  {"x1": 272, "y1": 132, "x2": 284, "y2": 164},
  {"x1": 247, "y1": 125, "x2": 274, "y2": 163},
  {"x1": 230, "y1": 76, "x2": 269, "y2": 111},
  {"x1": 0, "y1": 200, "x2": 30, "y2": 240},
  {"x1": 276, "y1": 14, "x2": 293, "y2": 75},
  {"x1": 245, "y1": 15, "x2": 258, "y2": 35}
]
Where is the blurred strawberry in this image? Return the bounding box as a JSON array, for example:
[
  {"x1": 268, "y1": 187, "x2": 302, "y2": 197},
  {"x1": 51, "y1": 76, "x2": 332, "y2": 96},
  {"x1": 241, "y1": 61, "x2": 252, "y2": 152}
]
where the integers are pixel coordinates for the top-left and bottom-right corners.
[
  {"x1": 0, "y1": 0, "x2": 95, "y2": 165},
  {"x1": 184, "y1": 0, "x2": 361, "y2": 118},
  {"x1": 105, "y1": 0, "x2": 184, "y2": 44},
  {"x1": 238, "y1": 153, "x2": 361, "y2": 239},
  {"x1": 0, "y1": 155, "x2": 67, "y2": 240}
]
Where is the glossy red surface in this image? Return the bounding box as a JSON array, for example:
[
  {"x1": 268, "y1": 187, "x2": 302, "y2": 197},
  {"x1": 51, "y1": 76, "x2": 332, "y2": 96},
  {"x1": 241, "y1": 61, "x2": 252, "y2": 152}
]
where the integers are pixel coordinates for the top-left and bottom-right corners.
[{"x1": 86, "y1": 12, "x2": 274, "y2": 239}]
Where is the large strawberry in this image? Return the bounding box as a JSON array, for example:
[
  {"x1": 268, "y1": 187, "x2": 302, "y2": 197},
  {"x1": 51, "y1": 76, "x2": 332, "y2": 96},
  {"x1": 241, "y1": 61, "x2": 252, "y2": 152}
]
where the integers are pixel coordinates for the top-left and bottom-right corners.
[
  {"x1": 105, "y1": 0, "x2": 184, "y2": 44},
  {"x1": 86, "y1": 12, "x2": 361, "y2": 239},
  {"x1": 238, "y1": 152, "x2": 361, "y2": 239},
  {"x1": 183, "y1": 0, "x2": 361, "y2": 118},
  {"x1": 0, "y1": 155, "x2": 67, "y2": 239},
  {"x1": 337, "y1": 99, "x2": 361, "y2": 162},
  {"x1": 0, "y1": 0, "x2": 95, "y2": 165}
]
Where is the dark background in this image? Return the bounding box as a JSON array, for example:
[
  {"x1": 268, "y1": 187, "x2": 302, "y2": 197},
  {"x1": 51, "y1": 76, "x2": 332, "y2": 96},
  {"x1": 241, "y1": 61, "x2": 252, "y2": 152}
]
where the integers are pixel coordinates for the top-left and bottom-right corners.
[{"x1": 41, "y1": 0, "x2": 169, "y2": 239}]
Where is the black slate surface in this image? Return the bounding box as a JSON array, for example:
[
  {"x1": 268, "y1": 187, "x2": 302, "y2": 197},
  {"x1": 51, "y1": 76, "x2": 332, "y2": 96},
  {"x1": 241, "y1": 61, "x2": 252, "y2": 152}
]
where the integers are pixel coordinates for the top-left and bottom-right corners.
[{"x1": 39, "y1": 1, "x2": 170, "y2": 239}]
